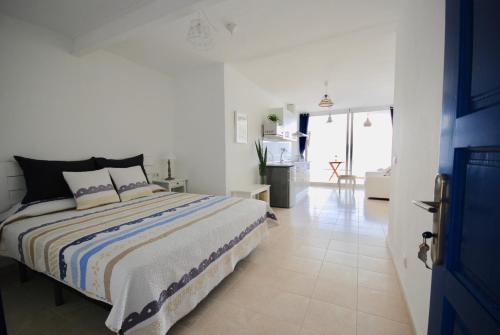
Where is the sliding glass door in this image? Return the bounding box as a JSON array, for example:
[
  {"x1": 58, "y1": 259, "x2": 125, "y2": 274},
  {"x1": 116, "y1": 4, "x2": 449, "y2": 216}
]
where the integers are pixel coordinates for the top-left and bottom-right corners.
[
  {"x1": 307, "y1": 114, "x2": 347, "y2": 183},
  {"x1": 351, "y1": 111, "x2": 392, "y2": 179},
  {"x1": 307, "y1": 109, "x2": 392, "y2": 184}
]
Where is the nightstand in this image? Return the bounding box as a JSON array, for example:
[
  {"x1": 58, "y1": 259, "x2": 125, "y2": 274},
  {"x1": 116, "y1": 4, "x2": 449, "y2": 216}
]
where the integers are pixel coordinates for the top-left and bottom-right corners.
[{"x1": 153, "y1": 179, "x2": 188, "y2": 193}]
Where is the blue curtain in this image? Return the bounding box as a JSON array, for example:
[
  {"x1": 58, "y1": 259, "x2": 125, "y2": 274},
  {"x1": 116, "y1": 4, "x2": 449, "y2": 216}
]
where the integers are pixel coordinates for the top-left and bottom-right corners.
[{"x1": 299, "y1": 113, "x2": 310, "y2": 159}]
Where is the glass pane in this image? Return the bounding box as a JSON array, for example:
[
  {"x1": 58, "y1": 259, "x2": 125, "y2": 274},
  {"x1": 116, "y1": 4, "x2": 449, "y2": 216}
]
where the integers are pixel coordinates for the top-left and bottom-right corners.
[
  {"x1": 352, "y1": 111, "x2": 392, "y2": 183},
  {"x1": 307, "y1": 114, "x2": 347, "y2": 183}
]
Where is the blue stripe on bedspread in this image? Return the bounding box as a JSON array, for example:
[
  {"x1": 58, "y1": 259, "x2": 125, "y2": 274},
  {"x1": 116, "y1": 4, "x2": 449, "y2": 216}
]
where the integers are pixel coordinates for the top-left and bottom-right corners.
[
  {"x1": 17, "y1": 193, "x2": 176, "y2": 263},
  {"x1": 60, "y1": 195, "x2": 215, "y2": 283},
  {"x1": 68, "y1": 195, "x2": 215, "y2": 286},
  {"x1": 74, "y1": 196, "x2": 229, "y2": 289}
]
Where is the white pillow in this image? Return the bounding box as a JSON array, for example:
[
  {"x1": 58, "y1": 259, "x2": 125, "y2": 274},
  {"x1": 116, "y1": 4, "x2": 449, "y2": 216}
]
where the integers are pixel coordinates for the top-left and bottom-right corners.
[
  {"x1": 108, "y1": 166, "x2": 152, "y2": 202},
  {"x1": 63, "y1": 169, "x2": 120, "y2": 210}
]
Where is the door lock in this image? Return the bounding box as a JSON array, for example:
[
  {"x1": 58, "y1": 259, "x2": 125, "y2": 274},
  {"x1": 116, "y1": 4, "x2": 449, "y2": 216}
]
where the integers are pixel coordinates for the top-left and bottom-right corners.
[
  {"x1": 418, "y1": 231, "x2": 434, "y2": 269},
  {"x1": 412, "y1": 174, "x2": 449, "y2": 266}
]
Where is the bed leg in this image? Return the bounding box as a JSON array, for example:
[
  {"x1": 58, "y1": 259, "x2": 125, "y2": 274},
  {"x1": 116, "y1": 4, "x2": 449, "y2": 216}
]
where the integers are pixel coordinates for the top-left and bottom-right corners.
[
  {"x1": 54, "y1": 282, "x2": 64, "y2": 306},
  {"x1": 18, "y1": 263, "x2": 29, "y2": 283}
]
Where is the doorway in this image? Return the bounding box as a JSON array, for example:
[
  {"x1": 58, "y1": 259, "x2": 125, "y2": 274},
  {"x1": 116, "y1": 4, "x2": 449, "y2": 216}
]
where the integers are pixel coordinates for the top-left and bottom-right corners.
[{"x1": 307, "y1": 109, "x2": 393, "y2": 185}]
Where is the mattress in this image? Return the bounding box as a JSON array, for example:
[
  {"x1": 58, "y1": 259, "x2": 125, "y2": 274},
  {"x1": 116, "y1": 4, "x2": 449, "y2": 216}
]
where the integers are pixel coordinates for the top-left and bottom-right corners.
[{"x1": 0, "y1": 191, "x2": 275, "y2": 334}]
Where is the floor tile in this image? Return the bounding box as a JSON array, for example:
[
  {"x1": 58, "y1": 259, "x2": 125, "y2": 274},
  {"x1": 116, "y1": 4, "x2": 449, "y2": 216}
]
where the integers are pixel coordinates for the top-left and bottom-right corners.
[
  {"x1": 318, "y1": 262, "x2": 357, "y2": 284},
  {"x1": 358, "y1": 234, "x2": 387, "y2": 247},
  {"x1": 281, "y1": 256, "x2": 323, "y2": 276},
  {"x1": 357, "y1": 312, "x2": 413, "y2": 335},
  {"x1": 330, "y1": 231, "x2": 358, "y2": 243},
  {"x1": 312, "y1": 278, "x2": 357, "y2": 309},
  {"x1": 358, "y1": 244, "x2": 391, "y2": 260},
  {"x1": 299, "y1": 328, "x2": 324, "y2": 335},
  {"x1": 293, "y1": 246, "x2": 327, "y2": 261},
  {"x1": 272, "y1": 268, "x2": 318, "y2": 297},
  {"x1": 357, "y1": 287, "x2": 410, "y2": 324},
  {"x1": 302, "y1": 299, "x2": 356, "y2": 335},
  {"x1": 327, "y1": 240, "x2": 358, "y2": 254},
  {"x1": 357, "y1": 255, "x2": 396, "y2": 276},
  {"x1": 324, "y1": 250, "x2": 358, "y2": 267},
  {"x1": 357, "y1": 269, "x2": 401, "y2": 296}
]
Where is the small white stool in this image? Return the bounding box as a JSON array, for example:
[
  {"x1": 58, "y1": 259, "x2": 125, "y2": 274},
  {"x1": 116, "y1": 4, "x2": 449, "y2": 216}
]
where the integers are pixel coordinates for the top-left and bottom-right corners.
[{"x1": 231, "y1": 184, "x2": 270, "y2": 205}]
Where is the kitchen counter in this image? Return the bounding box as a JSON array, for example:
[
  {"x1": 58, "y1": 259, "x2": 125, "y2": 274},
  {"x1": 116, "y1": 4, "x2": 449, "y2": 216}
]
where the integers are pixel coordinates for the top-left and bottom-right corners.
[
  {"x1": 267, "y1": 163, "x2": 294, "y2": 167},
  {"x1": 266, "y1": 161, "x2": 310, "y2": 208}
]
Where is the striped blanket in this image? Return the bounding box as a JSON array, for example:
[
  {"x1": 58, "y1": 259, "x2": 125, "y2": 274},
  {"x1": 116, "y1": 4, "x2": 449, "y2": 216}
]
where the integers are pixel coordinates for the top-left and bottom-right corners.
[{"x1": 0, "y1": 191, "x2": 275, "y2": 334}]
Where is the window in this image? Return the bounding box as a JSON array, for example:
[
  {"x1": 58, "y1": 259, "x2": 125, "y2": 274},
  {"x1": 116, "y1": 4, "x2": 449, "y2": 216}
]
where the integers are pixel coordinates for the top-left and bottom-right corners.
[{"x1": 307, "y1": 110, "x2": 392, "y2": 184}]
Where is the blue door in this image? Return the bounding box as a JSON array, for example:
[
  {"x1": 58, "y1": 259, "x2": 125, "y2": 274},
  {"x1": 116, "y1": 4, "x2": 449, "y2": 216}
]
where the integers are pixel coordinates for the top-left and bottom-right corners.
[{"x1": 427, "y1": 0, "x2": 500, "y2": 334}]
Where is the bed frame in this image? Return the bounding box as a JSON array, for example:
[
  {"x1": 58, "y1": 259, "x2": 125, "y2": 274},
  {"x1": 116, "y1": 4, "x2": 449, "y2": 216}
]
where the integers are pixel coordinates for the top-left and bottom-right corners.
[
  {"x1": 0, "y1": 159, "x2": 154, "y2": 310},
  {"x1": 17, "y1": 262, "x2": 112, "y2": 310}
]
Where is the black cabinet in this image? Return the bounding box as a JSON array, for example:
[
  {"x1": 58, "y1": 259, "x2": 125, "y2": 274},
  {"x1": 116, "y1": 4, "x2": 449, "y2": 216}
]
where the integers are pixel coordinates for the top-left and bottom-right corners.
[{"x1": 266, "y1": 166, "x2": 292, "y2": 208}]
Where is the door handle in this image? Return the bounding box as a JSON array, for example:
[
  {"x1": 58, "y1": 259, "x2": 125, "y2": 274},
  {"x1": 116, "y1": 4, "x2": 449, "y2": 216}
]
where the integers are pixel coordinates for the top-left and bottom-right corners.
[
  {"x1": 412, "y1": 174, "x2": 449, "y2": 266},
  {"x1": 412, "y1": 200, "x2": 439, "y2": 213}
]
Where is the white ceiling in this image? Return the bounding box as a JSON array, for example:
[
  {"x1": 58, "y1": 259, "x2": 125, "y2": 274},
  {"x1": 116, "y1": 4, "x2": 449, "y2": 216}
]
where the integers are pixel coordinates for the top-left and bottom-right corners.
[
  {"x1": 232, "y1": 23, "x2": 397, "y2": 111},
  {"x1": 0, "y1": 0, "x2": 158, "y2": 38},
  {"x1": 0, "y1": 0, "x2": 401, "y2": 112}
]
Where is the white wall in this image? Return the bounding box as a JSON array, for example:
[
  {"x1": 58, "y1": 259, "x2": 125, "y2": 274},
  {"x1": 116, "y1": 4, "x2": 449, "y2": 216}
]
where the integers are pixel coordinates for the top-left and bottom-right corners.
[
  {"x1": 173, "y1": 64, "x2": 227, "y2": 195},
  {"x1": 224, "y1": 65, "x2": 282, "y2": 193},
  {"x1": 388, "y1": 1, "x2": 445, "y2": 334},
  {"x1": 173, "y1": 64, "x2": 282, "y2": 195},
  {"x1": 0, "y1": 14, "x2": 282, "y2": 197},
  {"x1": 0, "y1": 14, "x2": 174, "y2": 165}
]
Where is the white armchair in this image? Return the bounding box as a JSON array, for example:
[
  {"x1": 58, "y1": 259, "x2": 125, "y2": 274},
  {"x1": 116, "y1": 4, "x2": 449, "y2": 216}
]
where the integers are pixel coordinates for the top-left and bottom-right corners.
[{"x1": 365, "y1": 170, "x2": 390, "y2": 200}]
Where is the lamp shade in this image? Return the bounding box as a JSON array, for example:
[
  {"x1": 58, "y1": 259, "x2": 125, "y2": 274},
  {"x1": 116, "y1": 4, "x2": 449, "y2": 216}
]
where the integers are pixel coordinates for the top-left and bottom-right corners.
[{"x1": 319, "y1": 94, "x2": 334, "y2": 108}]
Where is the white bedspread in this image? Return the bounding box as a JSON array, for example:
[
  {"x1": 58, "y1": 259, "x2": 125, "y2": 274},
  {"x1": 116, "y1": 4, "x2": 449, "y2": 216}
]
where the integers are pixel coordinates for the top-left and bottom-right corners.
[{"x1": 0, "y1": 192, "x2": 275, "y2": 334}]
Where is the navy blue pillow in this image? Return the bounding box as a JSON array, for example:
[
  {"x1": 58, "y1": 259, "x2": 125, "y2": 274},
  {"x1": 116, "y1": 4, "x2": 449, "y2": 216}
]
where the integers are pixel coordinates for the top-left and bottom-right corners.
[
  {"x1": 94, "y1": 154, "x2": 149, "y2": 183},
  {"x1": 14, "y1": 156, "x2": 98, "y2": 204}
]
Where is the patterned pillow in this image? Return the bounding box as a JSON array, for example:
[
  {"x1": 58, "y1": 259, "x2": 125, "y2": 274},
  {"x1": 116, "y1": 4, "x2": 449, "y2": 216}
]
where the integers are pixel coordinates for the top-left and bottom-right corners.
[
  {"x1": 108, "y1": 166, "x2": 153, "y2": 202},
  {"x1": 63, "y1": 169, "x2": 120, "y2": 210}
]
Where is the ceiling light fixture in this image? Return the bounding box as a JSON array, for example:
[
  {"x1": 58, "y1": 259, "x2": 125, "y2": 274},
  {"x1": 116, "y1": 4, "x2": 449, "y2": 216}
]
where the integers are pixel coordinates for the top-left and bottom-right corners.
[
  {"x1": 225, "y1": 22, "x2": 237, "y2": 35},
  {"x1": 186, "y1": 11, "x2": 216, "y2": 50},
  {"x1": 319, "y1": 80, "x2": 334, "y2": 108},
  {"x1": 363, "y1": 113, "x2": 372, "y2": 127},
  {"x1": 326, "y1": 113, "x2": 333, "y2": 123}
]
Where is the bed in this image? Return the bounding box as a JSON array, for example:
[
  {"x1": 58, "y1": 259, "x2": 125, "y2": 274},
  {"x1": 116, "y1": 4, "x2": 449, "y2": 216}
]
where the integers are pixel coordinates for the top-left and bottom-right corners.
[{"x1": 0, "y1": 161, "x2": 276, "y2": 334}]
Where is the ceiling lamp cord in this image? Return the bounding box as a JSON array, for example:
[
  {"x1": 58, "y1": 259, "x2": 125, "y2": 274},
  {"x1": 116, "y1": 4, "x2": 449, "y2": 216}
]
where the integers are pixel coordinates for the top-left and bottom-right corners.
[{"x1": 319, "y1": 80, "x2": 334, "y2": 124}]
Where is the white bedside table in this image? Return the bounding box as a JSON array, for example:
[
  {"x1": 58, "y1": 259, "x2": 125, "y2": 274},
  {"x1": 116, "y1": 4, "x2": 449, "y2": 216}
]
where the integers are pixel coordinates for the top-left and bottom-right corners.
[{"x1": 153, "y1": 179, "x2": 188, "y2": 193}]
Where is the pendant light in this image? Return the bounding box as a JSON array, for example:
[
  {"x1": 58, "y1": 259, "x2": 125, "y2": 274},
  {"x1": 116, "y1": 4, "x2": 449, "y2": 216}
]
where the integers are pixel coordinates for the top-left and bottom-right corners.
[
  {"x1": 186, "y1": 11, "x2": 216, "y2": 50},
  {"x1": 318, "y1": 81, "x2": 334, "y2": 108},
  {"x1": 363, "y1": 113, "x2": 372, "y2": 127},
  {"x1": 326, "y1": 112, "x2": 333, "y2": 123}
]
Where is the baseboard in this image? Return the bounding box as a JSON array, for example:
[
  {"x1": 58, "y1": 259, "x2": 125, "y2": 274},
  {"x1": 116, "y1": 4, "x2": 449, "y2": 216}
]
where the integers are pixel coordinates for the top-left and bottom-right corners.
[
  {"x1": 387, "y1": 242, "x2": 419, "y2": 335},
  {"x1": 308, "y1": 181, "x2": 365, "y2": 189}
]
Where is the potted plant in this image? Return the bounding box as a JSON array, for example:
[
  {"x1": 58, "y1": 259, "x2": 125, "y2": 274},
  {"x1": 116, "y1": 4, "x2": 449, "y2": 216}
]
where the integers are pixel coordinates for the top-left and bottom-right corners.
[
  {"x1": 255, "y1": 140, "x2": 268, "y2": 184},
  {"x1": 267, "y1": 113, "x2": 280, "y2": 123}
]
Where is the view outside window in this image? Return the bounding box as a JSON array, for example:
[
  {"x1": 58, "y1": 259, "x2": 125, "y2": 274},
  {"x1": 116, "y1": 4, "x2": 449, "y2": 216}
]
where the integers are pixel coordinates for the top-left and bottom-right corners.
[
  {"x1": 307, "y1": 110, "x2": 392, "y2": 184},
  {"x1": 307, "y1": 114, "x2": 347, "y2": 183},
  {"x1": 351, "y1": 111, "x2": 392, "y2": 178}
]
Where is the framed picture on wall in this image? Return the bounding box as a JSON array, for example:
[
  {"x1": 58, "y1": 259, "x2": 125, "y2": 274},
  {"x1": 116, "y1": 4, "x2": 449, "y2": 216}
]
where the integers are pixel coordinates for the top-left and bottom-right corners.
[{"x1": 235, "y1": 111, "x2": 248, "y2": 144}]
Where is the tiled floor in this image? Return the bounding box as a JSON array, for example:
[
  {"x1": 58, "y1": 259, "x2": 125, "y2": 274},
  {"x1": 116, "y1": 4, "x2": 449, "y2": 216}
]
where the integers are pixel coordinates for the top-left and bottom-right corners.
[{"x1": 1, "y1": 186, "x2": 413, "y2": 335}]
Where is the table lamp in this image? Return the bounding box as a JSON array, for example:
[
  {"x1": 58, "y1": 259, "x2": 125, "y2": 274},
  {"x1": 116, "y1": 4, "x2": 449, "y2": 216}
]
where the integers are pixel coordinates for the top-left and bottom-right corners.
[{"x1": 162, "y1": 153, "x2": 176, "y2": 180}]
